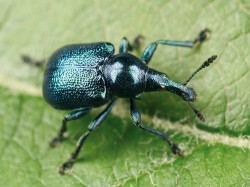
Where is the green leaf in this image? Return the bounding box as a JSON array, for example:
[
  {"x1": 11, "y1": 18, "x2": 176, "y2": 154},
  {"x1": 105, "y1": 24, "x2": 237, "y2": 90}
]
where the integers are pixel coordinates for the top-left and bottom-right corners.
[{"x1": 0, "y1": 0, "x2": 249, "y2": 186}]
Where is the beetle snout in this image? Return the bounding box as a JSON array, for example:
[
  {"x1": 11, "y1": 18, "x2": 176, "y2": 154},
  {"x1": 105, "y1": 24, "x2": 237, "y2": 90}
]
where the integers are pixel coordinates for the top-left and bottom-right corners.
[{"x1": 182, "y1": 87, "x2": 197, "y2": 102}]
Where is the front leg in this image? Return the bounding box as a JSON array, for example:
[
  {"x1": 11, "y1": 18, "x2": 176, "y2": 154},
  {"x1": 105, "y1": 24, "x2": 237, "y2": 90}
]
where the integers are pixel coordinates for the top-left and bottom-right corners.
[
  {"x1": 129, "y1": 99, "x2": 182, "y2": 155},
  {"x1": 119, "y1": 35, "x2": 144, "y2": 53},
  {"x1": 141, "y1": 28, "x2": 210, "y2": 65}
]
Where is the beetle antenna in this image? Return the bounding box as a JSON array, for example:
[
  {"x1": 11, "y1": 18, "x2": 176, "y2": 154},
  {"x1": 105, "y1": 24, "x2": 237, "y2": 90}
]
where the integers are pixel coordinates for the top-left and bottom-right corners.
[
  {"x1": 182, "y1": 94, "x2": 205, "y2": 122},
  {"x1": 186, "y1": 100, "x2": 205, "y2": 122},
  {"x1": 183, "y1": 55, "x2": 217, "y2": 86}
]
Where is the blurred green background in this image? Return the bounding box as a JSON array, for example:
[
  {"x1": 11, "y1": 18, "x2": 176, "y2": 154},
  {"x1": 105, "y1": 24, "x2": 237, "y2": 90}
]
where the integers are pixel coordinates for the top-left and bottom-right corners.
[{"x1": 0, "y1": 0, "x2": 249, "y2": 186}]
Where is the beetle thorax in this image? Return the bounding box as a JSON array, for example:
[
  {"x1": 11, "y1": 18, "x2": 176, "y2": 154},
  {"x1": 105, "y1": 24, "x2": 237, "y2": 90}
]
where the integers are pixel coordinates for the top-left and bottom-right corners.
[{"x1": 103, "y1": 53, "x2": 148, "y2": 98}]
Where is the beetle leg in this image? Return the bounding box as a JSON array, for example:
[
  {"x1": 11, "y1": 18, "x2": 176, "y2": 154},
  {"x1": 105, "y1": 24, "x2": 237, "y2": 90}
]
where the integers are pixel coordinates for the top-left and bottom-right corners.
[
  {"x1": 119, "y1": 35, "x2": 144, "y2": 53},
  {"x1": 130, "y1": 99, "x2": 182, "y2": 156},
  {"x1": 21, "y1": 54, "x2": 46, "y2": 67},
  {"x1": 141, "y1": 28, "x2": 210, "y2": 64},
  {"x1": 59, "y1": 100, "x2": 116, "y2": 174},
  {"x1": 50, "y1": 108, "x2": 91, "y2": 147}
]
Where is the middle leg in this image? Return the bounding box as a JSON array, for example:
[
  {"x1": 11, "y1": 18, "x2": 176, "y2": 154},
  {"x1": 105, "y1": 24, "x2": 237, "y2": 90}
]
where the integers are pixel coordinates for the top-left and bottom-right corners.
[
  {"x1": 50, "y1": 108, "x2": 91, "y2": 147},
  {"x1": 59, "y1": 100, "x2": 116, "y2": 174}
]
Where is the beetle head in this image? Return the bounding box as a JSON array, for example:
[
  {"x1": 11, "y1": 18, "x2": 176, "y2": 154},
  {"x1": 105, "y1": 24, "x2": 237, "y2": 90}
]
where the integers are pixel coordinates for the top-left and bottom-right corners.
[
  {"x1": 149, "y1": 55, "x2": 217, "y2": 122},
  {"x1": 144, "y1": 67, "x2": 204, "y2": 120}
]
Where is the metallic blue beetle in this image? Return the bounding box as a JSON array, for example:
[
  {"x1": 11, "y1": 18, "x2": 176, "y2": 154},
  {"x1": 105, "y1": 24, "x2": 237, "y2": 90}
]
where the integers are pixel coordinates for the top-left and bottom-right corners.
[{"x1": 43, "y1": 29, "x2": 215, "y2": 174}]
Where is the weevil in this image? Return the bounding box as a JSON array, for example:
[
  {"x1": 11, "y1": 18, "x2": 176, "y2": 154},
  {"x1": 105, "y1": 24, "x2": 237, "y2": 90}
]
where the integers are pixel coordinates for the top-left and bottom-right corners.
[{"x1": 42, "y1": 29, "x2": 216, "y2": 174}]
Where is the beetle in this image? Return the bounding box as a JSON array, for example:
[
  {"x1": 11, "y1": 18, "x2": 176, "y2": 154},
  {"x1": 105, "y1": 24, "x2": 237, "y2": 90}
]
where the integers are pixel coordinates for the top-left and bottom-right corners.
[{"x1": 43, "y1": 29, "x2": 216, "y2": 174}]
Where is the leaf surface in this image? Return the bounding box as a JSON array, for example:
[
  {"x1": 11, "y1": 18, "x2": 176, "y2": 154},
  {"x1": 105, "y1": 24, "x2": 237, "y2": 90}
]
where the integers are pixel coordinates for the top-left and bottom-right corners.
[{"x1": 0, "y1": 0, "x2": 249, "y2": 186}]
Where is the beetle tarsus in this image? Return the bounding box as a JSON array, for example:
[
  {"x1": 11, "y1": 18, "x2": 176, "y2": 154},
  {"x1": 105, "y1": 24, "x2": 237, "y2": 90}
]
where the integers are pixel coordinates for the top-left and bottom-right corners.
[
  {"x1": 193, "y1": 28, "x2": 211, "y2": 44},
  {"x1": 21, "y1": 54, "x2": 45, "y2": 67},
  {"x1": 132, "y1": 35, "x2": 145, "y2": 50},
  {"x1": 49, "y1": 136, "x2": 62, "y2": 147},
  {"x1": 59, "y1": 159, "x2": 74, "y2": 174},
  {"x1": 119, "y1": 35, "x2": 144, "y2": 53},
  {"x1": 171, "y1": 144, "x2": 183, "y2": 156}
]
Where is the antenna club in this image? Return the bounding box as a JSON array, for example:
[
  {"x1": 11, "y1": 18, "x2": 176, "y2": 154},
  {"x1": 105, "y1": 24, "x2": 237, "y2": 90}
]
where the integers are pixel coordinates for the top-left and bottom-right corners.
[
  {"x1": 183, "y1": 55, "x2": 217, "y2": 86},
  {"x1": 195, "y1": 109, "x2": 206, "y2": 122},
  {"x1": 203, "y1": 55, "x2": 217, "y2": 68}
]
